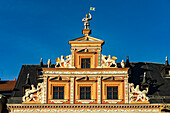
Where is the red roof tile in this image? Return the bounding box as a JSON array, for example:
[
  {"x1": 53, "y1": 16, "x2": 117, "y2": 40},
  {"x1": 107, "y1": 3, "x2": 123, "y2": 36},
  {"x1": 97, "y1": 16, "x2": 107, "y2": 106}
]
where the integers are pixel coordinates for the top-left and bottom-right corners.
[{"x1": 0, "y1": 80, "x2": 16, "y2": 91}]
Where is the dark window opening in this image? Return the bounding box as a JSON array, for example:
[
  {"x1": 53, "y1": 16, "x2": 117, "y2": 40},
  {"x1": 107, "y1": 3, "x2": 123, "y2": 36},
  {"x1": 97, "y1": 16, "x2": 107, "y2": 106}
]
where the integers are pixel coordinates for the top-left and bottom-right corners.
[
  {"x1": 53, "y1": 86, "x2": 64, "y2": 99},
  {"x1": 107, "y1": 86, "x2": 118, "y2": 99},
  {"x1": 80, "y1": 87, "x2": 91, "y2": 99},
  {"x1": 165, "y1": 69, "x2": 170, "y2": 75},
  {"x1": 81, "y1": 58, "x2": 90, "y2": 68}
]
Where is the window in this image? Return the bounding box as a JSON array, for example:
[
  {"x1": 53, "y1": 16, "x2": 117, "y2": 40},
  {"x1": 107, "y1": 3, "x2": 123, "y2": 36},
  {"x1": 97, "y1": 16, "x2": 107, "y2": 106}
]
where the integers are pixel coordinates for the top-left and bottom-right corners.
[
  {"x1": 165, "y1": 69, "x2": 170, "y2": 75},
  {"x1": 81, "y1": 58, "x2": 90, "y2": 68},
  {"x1": 80, "y1": 87, "x2": 91, "y2": 99},
  {"x1": 107, "y1": 86, "x2": 118, "y2": 99},
  {"x1": 53, "y1": 86, "x2": 64, "y2": 99}
]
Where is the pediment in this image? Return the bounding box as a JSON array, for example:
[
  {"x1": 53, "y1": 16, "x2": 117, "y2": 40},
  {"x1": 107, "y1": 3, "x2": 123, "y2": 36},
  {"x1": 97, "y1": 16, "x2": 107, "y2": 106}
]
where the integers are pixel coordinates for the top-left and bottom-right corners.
[
  {"x1": 103, "y1": 76, "x2": 123, "y2": 81},
  {"x1": 49, "y1": 76, "x2": 70, "y2": 82},
  {"x1": 77, "y1": 48, "x2": 96, "y2": 53},
  {"x1": 76, "y1": 76, "x2": 97, "y2": 82},
  {"x1": 69, "y1": 36, "x2": 104, "y2": 44}
]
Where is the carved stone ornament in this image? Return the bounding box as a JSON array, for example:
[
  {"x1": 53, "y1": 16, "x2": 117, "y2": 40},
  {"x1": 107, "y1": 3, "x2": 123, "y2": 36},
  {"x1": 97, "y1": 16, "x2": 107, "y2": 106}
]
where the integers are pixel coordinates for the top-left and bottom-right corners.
[
  {"x1": 103, "y1": 99, "x2": 123, "y2": 104},
  {"x1": 76, "y1": 99, "x2": 95, "y2": 104},
  {"x1": 129, "y1": 83, "x2": 149, "y2": 103},
  {"x1": 49, "y1": 99, "x2": 68, "y2": 104},
  {"x1": 55, "y1": 55, "x2": 73, "y2": 68},
  {"x1": 22, "y1": 83, "x2": 43, "y2": 102},
  {"x1": 101, "y1": 55, "x2": 117, "y2": 68}
]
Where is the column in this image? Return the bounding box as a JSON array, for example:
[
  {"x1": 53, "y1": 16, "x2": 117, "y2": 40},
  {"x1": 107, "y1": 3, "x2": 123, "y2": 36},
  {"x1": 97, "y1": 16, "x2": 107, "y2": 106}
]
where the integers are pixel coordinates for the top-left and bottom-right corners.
[
  {"x1": 97, "y1": 76, "x2": 101, "y2": 104},
  {"x1": 70, "y1": 77, "x2": 75, "y2": 104}
]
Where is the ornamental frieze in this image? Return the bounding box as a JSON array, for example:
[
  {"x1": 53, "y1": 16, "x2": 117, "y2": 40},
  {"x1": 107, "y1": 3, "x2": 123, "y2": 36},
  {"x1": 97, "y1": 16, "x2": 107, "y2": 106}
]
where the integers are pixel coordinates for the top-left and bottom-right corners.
[{"x1": 44, "y1": 71, "x2": 128, "y2": 75}]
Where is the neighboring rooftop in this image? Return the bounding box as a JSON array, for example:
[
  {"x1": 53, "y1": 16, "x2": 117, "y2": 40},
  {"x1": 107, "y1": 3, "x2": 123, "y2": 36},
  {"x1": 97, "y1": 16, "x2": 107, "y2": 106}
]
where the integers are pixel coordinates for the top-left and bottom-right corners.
[{"x1": 0, "y1": 79, "x2": 16, "y2": 92}]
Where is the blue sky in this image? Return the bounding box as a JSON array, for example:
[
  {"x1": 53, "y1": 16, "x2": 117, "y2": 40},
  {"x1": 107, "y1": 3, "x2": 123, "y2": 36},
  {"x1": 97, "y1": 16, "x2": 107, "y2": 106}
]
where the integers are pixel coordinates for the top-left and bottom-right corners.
[{"x1": 0, "y1": 0, "x2": 170, "y2": 80}]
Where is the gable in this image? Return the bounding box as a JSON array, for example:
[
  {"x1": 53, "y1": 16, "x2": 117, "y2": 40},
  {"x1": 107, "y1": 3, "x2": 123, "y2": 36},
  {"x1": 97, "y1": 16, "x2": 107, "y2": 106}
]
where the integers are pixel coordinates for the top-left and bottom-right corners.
[{"x1": 69, "y1": 36, "x2": 104, "y2": 45}]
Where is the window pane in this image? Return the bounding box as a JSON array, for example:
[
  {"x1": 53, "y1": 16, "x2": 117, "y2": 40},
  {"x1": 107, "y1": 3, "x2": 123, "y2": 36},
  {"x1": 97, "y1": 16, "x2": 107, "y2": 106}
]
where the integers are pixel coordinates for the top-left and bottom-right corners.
[
  {"x1": 53, "y1": 87, "x2": 58, "y2": 91},
  {"x1": 86, "y1": 87, "x2": 91, "y2": 91},
  {"x1": 86, "y1": 92, "x2": 91, "y2": 99},
  {"x1": 53, "y1": 92, "x2": 58, "y2": 99},
  {"x1": 113, "y1": 87, "x2": 118, "y2": 91},
  {"x1": 86, "y1": 59, "x2": 90, "y2": 62},
  {"x1": 107, "y1": 87, "x2": 112, "y2": 91},
  {"x1": 82, "y1": 59, "x2": 85, "y2": 62},
  {"x1": 113, "y1": 92, "x2": 118, "y2": 99},
  {"x1": 80, "y1": 87, "x2": 85, "y2": 91},
  {"x1": 60, "y1": 87, "x2": 64, "y2": 91},
  {"x1": 59, "y1": 92, "x2": 64, "y2": 99},
  {"x1": 86, "y1": 63, "x2": 90, "y2": 68},
  {"x1": 81, "y1": 62, "x2": 85, "y2": 68},
  {"x1": 107, "y1": 92, "x2": 112, "y2": 99},
  {"x1": 80, "y1": 92, "x2": 85, "y2": 99}
]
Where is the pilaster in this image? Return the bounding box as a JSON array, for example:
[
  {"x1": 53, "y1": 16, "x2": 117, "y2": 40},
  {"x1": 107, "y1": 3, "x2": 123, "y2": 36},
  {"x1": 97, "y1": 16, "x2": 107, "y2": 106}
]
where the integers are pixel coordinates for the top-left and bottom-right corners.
[
  {"x1": 42, "y1": 76, "x2": 48, "y2": 103},
  {"x1": 97, "y1": 49, "x2": 101, "y2": 68},
  {"x1": 97, "y1": 76, "x2": 101, "y2": 104},
  {"x1": 124, "y1": 76, "x2": 129, "y2": 103},
  {"x1": 71, "y1": 49, "x2": 75, "y2": 67},
  {"x1": 70, "y1": 77, "x2": 75, "y2": 104}
]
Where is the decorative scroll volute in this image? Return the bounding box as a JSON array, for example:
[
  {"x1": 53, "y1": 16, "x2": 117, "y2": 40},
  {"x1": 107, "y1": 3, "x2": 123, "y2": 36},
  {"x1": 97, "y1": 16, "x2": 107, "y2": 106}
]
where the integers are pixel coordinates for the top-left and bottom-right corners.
[
  {"x1": 129, "y1": 83, "x2": 150, "y2": 103},
  {"x1": 22, "y1": 83, "x2": 43, "y2": 103}
]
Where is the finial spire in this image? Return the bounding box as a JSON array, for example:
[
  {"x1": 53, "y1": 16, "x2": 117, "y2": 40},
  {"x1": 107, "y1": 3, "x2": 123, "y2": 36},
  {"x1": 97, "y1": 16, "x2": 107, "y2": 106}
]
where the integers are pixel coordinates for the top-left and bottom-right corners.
[
  {"x1": 40, "y1": 58, "x2": 43, "y2": 67},
  {"x1": 125, "y1": 56, "x2": 130, "y2": 67},
  {"x1": 25, "y1": 73, "x2": 31, "y2": 86},
  {"x1": 141, "y1": 72, "x2": 149, "y2": 89},
  {"x1": 47, "y1": 59, "x2": 51, "y2": 68},
  {"x1": 165, "y1": 56, "x2": 169, "y2": 66}
]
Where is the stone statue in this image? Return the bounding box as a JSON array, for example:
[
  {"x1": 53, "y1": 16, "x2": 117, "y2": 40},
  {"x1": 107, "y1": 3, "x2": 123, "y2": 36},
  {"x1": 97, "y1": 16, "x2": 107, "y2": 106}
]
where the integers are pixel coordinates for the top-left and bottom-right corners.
[
  {"x1": 82, "y1": 13, "x2": 92, "y2": 29},
  {"x1": 121, "y1": 60, "x2": 125, "y2": 68}
]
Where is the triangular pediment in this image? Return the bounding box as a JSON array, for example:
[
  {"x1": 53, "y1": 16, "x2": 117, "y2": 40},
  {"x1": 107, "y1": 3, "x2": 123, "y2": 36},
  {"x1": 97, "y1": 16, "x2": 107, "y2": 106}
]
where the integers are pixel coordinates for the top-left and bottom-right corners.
[
  {"x1": 76, "y1": 76, "x2": 97, "y2": 82},
  {"x1": 49, "y1": 76, "x2": 70, "y2": 82},
  {"x1": 69, "y1": 36, "x2": 104, "y2": 43},
  {"x1": 77, "y1": 48, "x2": 95, "y2": 53}
]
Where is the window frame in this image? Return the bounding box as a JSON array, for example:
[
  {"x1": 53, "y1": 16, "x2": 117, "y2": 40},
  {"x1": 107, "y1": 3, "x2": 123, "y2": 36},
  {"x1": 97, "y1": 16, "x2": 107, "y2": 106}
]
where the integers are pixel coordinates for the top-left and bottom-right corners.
[
  {"x1": 80, "y1": 86, "x2": 91, "y2": 100},
  {"x1": 107, "y1": 86, "x2": 118, "y2": 100},
  {"x1": 53, "y1": 86, "x2": 64, "y2": 99},
  {"x1": 81, "y1": 58, "x2": 91, "y2": 68}
]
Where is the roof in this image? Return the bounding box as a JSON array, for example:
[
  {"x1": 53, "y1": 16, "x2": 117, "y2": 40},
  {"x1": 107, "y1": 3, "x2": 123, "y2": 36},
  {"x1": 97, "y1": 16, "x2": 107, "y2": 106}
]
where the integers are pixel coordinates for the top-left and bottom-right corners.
[
  {"x1": 8, "y1": 62, "x2": 170, "y2": 104},
  {"x1": 0, "y1": 80, "x2": 16, "y2": 91},
  {"x1": 11, "y1": 65, "x2": 42, "y2": 97},
  {"x1": 129, "y1": 62, "x2": 170, "y2": 103}
]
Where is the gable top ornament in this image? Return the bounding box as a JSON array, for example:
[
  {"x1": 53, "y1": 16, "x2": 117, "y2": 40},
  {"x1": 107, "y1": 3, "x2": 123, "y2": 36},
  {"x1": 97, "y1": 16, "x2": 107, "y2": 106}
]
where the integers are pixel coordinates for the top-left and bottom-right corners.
[
  {"x1": 82, "y1": 13, "x2": 92, "y2": 36},
  {"x1": 82, "y1": 13, "x2": 92, "y2": 29}
]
